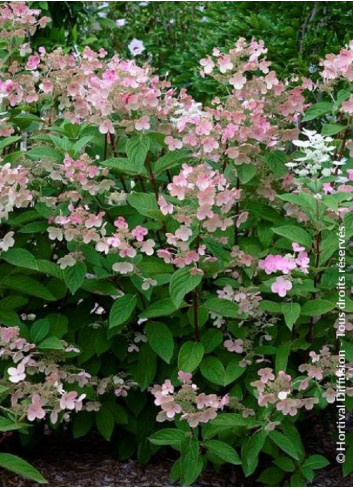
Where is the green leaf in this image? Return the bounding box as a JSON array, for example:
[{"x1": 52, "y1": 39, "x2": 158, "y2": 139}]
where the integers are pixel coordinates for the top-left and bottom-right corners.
[
  {"x1": 154, "y1": 149, "x2": 190, "y2": 175},
  {"x1": 259, "y1": 300, "x2": 282, "y2": 313},
  {"x1": 201, "y1": 329, "x2": 223, "y2": 353},
  {"x1": 178, "y1": 341, "x2": 204, "y2": 372},
  {"x1": 0, "y1": 453, "x2": 47, "y2": 484},
  {"x1": 322, "y1": 123, "x2": 346, "y2": 136},
  {"x1": 38, "y1": 336, "x2": 64, "y2": 350},
  {"x1": 139, "y1": 298, "x2": 177, "y2": 319},
  {"x1": 1, "y1": 248, "x2": 38, "y2": 270},
  {"x1": 200, "y1": 356, "x2": 225, "y2": 385},
  {"x1": 180, "y1": 438, "x2": 202, "y2": 486},
  {"x1": 27, "y1": 145, "x2": 62, "y2": 161},
  {"x1": 109, "y1": 294, "x2": 137, "y2": 329},
  {"x1": 169, "y1": 267, "x2": 202, "y2": 308},
  {"x1": 133, "y1": 344, "x2": 156, "y2": 390},
  {"x1": 0, "y1": 275, "x2": 56, "y2": 301},
  {"x1": 275, "y1": 341, "x2": 290, "y2": 373},
  {"x1": 343, "y1": 443, "x2": 353, "y2": 476},
  {"x1": 301, "y1": 299, "x2": 335, "y2": 316},
  {"x1": 73, "y1": 411, "x2": 94, "y2": 439},
  {"x1": 95, "y1": 405, "x2": 115, "y2": 441},
  {"x1": 30, "y1": 318, "x2": 50, "y2": 343},
  {"x1": 272, "y1": 225, "x2": 311, "y2": 249},
  {"x1": 269, "y1": 430, "x2": 300, "y2": 460},
  {"x1": 149, "y1": 428, "x2": 186, "y2": 446},
  {"x1": 242, "y1": 430, "x2": 267, "y2": 476},
  {"x1": 302, "y1": 455, "x2": 330, "y2": 470},
  {"x1": 145, "y1": 321, "x2": 174, "y2": 363},
  {"x1": 257, "y1": 467, "x2": 285, "y2": 486},
  {"x1": 274, "y1": 455, "x2": 296, "y2": 472},
  {"x1": 204, "y1": 297, "x2": 239, "y2": 318},
  {"x1": 281, "y1": 302, "x2": 301, "y2": 330},
  {"x1": 278, "y1": 193, "x2": 316, "y2": 213},
  {"x1": 224, "y1": 358, "x2": 245, "y2": 385},
  {"x1": 0, "y1": 136, "x2": 21, "y2": 151},
  {"x1": 63, "y1": 262, "x2": 87, "y2": 294},
  {"x1": 237, "y1": 163, "x2": 257, "y2": 183},
  {"x1": 264, "y1": 151, "x2": 288, "y2": 178},
  {"x1": 204, "y1": 440, "x2": 241, "y2": 465},
  {"x1": 301, "y1": 101, "x2": 333, "y2": 122},
  {"x1": 126, "y1": 136, "x2": 150, "y2": 172},
  {"x1": 101, "y1": 157, "x2": 146, "y2": 176},
  {"x1": 127, "y1": 192, "x2": 162, "y2": 219}
]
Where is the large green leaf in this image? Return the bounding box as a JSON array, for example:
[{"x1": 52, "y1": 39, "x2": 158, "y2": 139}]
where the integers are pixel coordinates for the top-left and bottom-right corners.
[
  {"x1": 154, "y1": 149, "x2": 190, "y2": 175},
  {"x1": 0, "y1": 275, "x2": 56, "y2": 301},
  {"x1": 178, "y1": 341, "x2": 204, "y2": 372},
  {"x1": 63, "y1": 262, "x2": 87, "y2": 294},
  {"x1": 95, "y1": 405, "x2": 115, "y2": 441},
  {"x1": 139, "y1": 298, "x2": 177, "y2": 319},
  {"x1": 301, "y1": 299, "x2": 335, "y2": 316},
  {"x1": 204, "y1": 440, "x2": 241, "y2": 465},
  {"x1": 145, "y1": 321, "x2": 174, "y2": 363},
  {"x1": 0, "y1": 453, "x2": 47, "y2": 484},
  {"x1": 127, "y1": 192, "x2": 162, "y2": 219},
  {"x1": 301, "y1": 101, "x2": 333, "y2": 122},
  {"x1": 204, "y1": 297, "x2": 239, "y2": 318},
  {"x1": 126, "y1": 136, "x2": 150, "y2": 172},
  {"x1": 169, "y1": 267, "x2": 202, "y2": 308},
  {"x1": 149, "y1": 428, "x2": 186, "y2": 446},
  {"x1": 281, "y1": 302, "x2": 301, "y2": 330},
  {"x1": 109, "y1": 294, "x2": 137, "y2": 329},
  {"x1": 272, "y1": 225, "x2": 311, "y2": 249},
  {"x1": 1, "y1": 248, "x2": 38, "y2": 270}
]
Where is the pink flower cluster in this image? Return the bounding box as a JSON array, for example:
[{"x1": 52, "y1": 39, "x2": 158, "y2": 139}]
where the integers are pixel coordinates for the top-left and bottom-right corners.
[
  {"x1": 258, "y1": 243, "x2": 310, "y2": 297},
  {"x1": 48, "y1": 154, "x2": 114, "y2": 196},
  {"x1": 0, "y1": 2, "x2": 50, "y2": 41},
  {"x1": 0, "y1": 162, "x2": 33, "y2": 223},
  {"x1": 298, "y1": 346, "x2": 353, "y2": 401},
  {"x1": 0, "y1": 326, "x2": 132, "y2": 424},
  {"x1": 48, "y1": 208, "x2": 155, "y2": 272},
  {"x1": 251, "y1": 368, "x2": 319, "y2": 418},
  {"x1": 157, "y1": 164, "x2": 240, "y2": 269},
  {"x1": 151, "y1": 371, "x2": 229, "y2": 428}
]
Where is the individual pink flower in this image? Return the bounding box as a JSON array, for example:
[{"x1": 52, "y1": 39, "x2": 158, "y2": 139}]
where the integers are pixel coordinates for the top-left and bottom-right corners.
[
  {"x1": 271, "y1": 276, "x2": 292, "y2": 297},
  {"x1": 292, "y1": 242, "x2": 305, "y2": 252},
  {"x1": 131, "y1": 225, "x2": 148, "y2": 242},
  {"x1": 135, "y1": 115, "x2": 150, "y2": 131},
  {"x1": 27, "y1": 394, "x2": 46, "y2": 422},
  {"x1": 8, "y1": 363, "x2": 26, "y2": 383},
  {"x1": 175, "y1": 225, "x2": 192, "y2": 242},
  {"x1": 178, "y1": 371, "x2": 192, "y2": 384},
  {"x1": 99, "y1": 119, "x2": 115, "y2": 134},
  {"x1": 140, "y1": 239, "x2": 155, "y2": 255},
  {"x1": 26, "y1": 54, "x2": 40, "y2": 70},
  {"x1": 224, "y1": 339, "x2": 243, "y2": 354},
  {"x1": 200, "y1": 56, "x2": 215, "y2": 74},
  {"x1": 158, "y1": 196, "x2": 174, "y2": 215},
  {"x1": 60, "y1": 391, "x2": 78, "y2": 410},
  {"x1": 112, "y1": 262, "x2": 134, "y2": 274},
  {"x1": 165, "y1": 136, "x2": 183, "y2": 151},
  {"x1": 229, "y1": 71, "x2": 247, "y2": 89},
  {"x1": 323, "y1": 388, "x2": 336, "y2": 404},
  {"x1": 258, "y1": 368, "x2": 275, "y2": 383}
]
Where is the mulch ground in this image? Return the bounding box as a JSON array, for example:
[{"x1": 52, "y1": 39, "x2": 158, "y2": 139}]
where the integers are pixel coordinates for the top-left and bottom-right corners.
[{"x1": 0, "y1": 415, "x2": 352, "y2": 487}]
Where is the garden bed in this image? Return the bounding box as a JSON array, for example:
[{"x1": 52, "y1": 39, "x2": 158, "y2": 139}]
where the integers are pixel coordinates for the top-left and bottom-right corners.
[{"x1": 0, "y1": 417, "x2": 352, "y2": 487}]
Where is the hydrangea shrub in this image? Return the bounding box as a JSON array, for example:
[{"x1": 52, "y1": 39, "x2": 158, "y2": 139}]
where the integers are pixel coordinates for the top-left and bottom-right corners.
[{"x1": 0, "y1": 2, "x2": 352, "y2": 486}]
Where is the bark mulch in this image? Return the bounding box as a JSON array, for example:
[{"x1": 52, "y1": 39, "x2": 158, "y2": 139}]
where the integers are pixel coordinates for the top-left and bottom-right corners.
[{"x1": 0, "y1": 415, "x2": 352, "y2": 487}]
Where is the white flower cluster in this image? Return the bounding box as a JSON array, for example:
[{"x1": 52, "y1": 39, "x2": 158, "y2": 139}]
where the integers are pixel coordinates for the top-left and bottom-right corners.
[{"x1": 286, "y1": 128, "x2": 342, "y2": 177}]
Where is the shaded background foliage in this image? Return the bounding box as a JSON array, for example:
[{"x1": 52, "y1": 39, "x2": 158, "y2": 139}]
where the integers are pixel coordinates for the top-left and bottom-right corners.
[{"x1": 31, "y1": 1, "x2": 353, "y2": 100}]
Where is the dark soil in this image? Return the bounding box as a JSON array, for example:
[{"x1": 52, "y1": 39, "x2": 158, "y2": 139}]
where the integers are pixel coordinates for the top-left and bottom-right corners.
[{"x1": 0, "y1": 415, "x2": 352, "y2": 487}]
